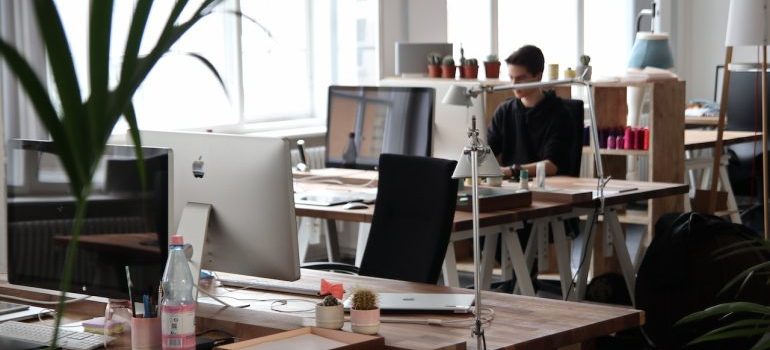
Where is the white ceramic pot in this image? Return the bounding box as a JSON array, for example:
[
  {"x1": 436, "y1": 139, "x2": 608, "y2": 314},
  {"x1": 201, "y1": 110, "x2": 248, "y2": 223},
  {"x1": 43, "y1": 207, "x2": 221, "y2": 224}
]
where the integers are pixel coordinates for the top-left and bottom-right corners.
[
  {"x1": 350, "y1": 308, "x2": 380, "y2": 335},
  {"x1": 315, "y1": 304, "x2": 344, "y2": 329}
]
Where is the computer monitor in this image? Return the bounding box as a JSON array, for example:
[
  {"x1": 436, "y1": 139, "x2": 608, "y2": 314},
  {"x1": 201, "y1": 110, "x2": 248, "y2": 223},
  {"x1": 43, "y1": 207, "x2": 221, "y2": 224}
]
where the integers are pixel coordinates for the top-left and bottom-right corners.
[
  {"x1": 139, "y1": 131, "x2": 300, "y2": 283},
  {"x1": 325, "y1": 85, "x2": 434, "y2": 170},
  {"x1": 5, "y1": 139, "x2": 170, "y2": 299}
]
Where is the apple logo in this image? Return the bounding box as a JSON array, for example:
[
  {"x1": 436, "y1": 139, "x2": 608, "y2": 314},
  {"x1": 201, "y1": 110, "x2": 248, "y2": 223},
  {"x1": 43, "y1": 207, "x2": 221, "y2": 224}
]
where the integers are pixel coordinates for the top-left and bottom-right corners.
[{"x1": 192, "y1": 156, "x2": 204, "y2": 178}]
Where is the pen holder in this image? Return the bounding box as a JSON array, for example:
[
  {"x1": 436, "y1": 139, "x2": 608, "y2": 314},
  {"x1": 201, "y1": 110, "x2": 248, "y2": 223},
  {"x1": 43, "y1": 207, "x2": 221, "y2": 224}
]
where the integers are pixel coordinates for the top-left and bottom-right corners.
[{"x1": 131, "y1": 317, "x2": 161, "y2": 350}]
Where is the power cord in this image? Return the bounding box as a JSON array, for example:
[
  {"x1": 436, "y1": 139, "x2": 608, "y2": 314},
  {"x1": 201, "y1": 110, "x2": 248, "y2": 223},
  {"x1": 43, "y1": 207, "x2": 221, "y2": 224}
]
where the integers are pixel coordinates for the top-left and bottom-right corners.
[{"x1": 563, "y1": 209, "x2": 599, "y2": 301}]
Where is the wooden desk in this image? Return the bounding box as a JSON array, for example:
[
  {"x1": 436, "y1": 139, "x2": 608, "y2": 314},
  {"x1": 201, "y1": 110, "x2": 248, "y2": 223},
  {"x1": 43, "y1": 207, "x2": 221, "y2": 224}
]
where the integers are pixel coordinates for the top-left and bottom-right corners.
[
  {"x1": 0, "y1": 270, "x2": 644, "y2": 350},
  {"x1": 685, "y1": 116, "x2": 719, "y2": 127},
  {"x1": 684, "y1": 129, "x2": 761, "y2": 151}
]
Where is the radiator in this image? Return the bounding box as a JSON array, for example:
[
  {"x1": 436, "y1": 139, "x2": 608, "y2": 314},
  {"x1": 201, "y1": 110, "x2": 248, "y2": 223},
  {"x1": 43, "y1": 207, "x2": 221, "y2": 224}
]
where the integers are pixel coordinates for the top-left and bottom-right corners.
[{"x1": 290, "y1": 146, "x2": 326, "y2": 170}]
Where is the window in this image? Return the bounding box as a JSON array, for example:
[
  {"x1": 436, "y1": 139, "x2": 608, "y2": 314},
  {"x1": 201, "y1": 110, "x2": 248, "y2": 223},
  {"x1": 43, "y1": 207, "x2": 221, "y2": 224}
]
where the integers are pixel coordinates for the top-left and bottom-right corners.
[
  {"x1": 497, "y1": 0, "x2": 578, "y2": 72},
  {"x1": 52, "y1": 0, "x2": 378, "y2": 134},
  {"x1": 447, "y1": 0, "x2": 634, "y2": 80}
]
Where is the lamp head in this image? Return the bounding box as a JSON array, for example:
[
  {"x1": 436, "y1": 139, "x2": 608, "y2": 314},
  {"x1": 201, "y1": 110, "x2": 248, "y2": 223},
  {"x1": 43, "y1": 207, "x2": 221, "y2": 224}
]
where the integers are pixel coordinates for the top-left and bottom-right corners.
[
  {"x1": 442, "y1": 85, "x2": 473, "y2": 107},
  {"x1": 452, "y1": 146, "x2": 503, "y2": 179},
  {"x1": 726, "y1": 0, "x2": 770, "y2": 46},
  {"x1": 628, "y1": 32, "x2": 674, "y2": 69}
]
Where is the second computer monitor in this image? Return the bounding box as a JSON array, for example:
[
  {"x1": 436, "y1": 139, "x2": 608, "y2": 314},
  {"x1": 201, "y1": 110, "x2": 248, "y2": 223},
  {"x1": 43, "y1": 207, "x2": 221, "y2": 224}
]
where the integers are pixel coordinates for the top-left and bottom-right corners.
[
  {"x1": 140, "y1": 131, "x2": 300, "y2": 282},
  {"x1": 325, "y1": 85, "x2": 434, "y2": 170}
]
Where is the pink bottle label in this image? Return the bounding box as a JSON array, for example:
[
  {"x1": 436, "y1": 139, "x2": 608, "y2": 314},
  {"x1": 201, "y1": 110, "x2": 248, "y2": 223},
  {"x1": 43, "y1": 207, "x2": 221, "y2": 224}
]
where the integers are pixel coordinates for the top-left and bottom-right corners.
[{"x1": 161, "y1": 303, "x2": 196, "y2": 349}]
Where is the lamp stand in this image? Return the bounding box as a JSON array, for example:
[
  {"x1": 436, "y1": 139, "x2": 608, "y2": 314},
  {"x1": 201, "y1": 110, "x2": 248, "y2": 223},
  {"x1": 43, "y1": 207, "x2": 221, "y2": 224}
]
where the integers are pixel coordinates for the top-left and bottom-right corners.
[
  {"x1": 463, "y1": 116, "x2": 485, "y2": 350},
  {"x1": 762, "y1": 45, "x2": 768, "y2": 239}
]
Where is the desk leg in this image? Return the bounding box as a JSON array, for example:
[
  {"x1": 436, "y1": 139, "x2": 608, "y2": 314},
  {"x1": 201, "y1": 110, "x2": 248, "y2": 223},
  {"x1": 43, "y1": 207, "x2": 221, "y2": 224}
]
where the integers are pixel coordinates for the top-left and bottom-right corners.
[
  {"x1": 502, "y1": 225, "x2": 535, "y2": 296},
  {"x1": 551, "y1": 219, "x2": 572, "y2": 299},
  {"x1": 537, "y1": 219, "x2": 550, "y2": 272},
  {"x1": 324, "y1": 220, "x2": 341, "y2": 263},
  {"x1": 719, "y1": 156, "x2": 742, "y2": 224},
  {"x1": 605, "y1": 209, "x2": 637, "y2": 306},
  {"x1": 354, "y1": 223, "x2": 370, "y2": 267},
  {"x1": 442, "y1": 244, "x2": 460, "y2": 287},
  {"x1": 480, "y1": 232, "x2": 499, "y2": 290}
]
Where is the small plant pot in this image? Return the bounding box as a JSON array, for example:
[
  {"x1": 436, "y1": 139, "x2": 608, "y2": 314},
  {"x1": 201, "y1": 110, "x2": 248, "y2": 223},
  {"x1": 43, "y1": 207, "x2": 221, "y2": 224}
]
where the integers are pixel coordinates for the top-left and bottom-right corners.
[
  {"x1": 441, "y1": 64, "x2": 456, "y2": 79},
  {"x1": 350, "y1": 308, "x2": 380, "y2": 335},
  {"x1": 427, "y1": 64, "x2": 442, "y2": 78},
  {"x1": 463, "y1": 65, "x2": 479, "y2": 79},
  {"x1": 315, "y1": 304, "x2": 344, "y2": 330},
  {"x1": 484, "y1": 61, "x2": 500, "y2": 79}
]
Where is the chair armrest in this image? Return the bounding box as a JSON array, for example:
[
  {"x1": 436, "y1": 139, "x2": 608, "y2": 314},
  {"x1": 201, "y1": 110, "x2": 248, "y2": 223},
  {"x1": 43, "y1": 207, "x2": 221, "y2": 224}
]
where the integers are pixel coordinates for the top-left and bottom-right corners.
[{"x1": 302, "y1": 262, "x2": 360, "y2": 275}]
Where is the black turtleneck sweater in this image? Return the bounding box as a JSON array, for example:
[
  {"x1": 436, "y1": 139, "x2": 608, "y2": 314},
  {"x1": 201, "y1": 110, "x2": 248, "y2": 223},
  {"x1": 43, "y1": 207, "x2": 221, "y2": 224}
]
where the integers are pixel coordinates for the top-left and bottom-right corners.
[{"x1": 486, "y1": 91, "x2": 575, "y2": 175}]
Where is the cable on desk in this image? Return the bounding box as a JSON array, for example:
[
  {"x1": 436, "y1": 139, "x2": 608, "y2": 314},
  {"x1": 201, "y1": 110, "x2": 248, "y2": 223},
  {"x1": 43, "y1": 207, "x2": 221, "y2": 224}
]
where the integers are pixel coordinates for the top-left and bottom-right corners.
[
  {"x1": 34, "y1": 308, "x2": 88, "y2": 328},
  {"x1": 0, "y1": 292, "x2": 90, "y2": 306}
]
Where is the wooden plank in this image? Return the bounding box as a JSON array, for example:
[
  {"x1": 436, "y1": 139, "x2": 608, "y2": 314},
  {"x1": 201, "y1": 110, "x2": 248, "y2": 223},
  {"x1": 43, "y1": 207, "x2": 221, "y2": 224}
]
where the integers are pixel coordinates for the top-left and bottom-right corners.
[
  {"x1": 684, "y1": 130, "x2": 762, "y2": 150},
  {"x1": 649, "y1": 80, "x2": 686, "y2": 233}
]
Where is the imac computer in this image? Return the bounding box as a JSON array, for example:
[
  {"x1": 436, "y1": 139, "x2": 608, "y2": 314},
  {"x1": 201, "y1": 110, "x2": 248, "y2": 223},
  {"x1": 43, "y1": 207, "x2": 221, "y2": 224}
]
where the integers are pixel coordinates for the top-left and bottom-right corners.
[
  {"x1": 325, "y1": 85, "x2": 434, "y2": 170},
  {"x1": 5, "y1": 139, "x2": 171, "y2": 299},
  {"x1": 139, "y1": 131, "x2": 300, "y2": 284}
]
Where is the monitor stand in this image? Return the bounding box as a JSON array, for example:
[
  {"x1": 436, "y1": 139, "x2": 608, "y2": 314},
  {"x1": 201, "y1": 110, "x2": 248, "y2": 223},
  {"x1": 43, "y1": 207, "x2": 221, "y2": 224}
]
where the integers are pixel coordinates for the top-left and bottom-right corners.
[{"x1": 176, "y1": 202, "x2": 248, "y2": 308}]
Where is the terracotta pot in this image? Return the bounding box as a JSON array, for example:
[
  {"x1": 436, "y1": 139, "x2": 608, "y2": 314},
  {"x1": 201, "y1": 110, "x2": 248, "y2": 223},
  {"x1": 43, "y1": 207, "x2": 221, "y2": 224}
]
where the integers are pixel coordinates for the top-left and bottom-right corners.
[
  {"x1": 484, "y1": 61, "x2": 501, "y2": 79},
  {"x1": 427, "y1": 64, "x2": 442, "y2": 78},
  {"x1": 315, "y1": 304, "x2": 344, "y2": 330},
  {"x1": 350, "y1": 308, "x2": 380, "y2": 334},
  {"x1": 463, "y1": 65, "x2": 479, "y2": 79},
  {"x1": 441, "y1": 65, "x2": 456, "y2": 79}
]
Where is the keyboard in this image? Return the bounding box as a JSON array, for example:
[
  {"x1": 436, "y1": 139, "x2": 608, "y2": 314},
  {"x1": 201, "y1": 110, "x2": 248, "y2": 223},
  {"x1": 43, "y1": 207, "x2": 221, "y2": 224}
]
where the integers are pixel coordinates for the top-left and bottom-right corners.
[
  {"x1": 0, "y1": 320, "x2": 114, "y2": 350},
  {"x1": 218, "y1": 277, "x2": 321, "y2": 296},
  {"x1": 294, "y1": 190, "x2": 376, "y2": 206}
]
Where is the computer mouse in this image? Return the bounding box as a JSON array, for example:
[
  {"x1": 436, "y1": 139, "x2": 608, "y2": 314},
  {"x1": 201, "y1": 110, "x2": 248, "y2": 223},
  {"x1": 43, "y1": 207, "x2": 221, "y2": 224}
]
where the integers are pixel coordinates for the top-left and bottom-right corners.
[{"x1": 343, "y1": 202, "x2": 369, "y2": 210}]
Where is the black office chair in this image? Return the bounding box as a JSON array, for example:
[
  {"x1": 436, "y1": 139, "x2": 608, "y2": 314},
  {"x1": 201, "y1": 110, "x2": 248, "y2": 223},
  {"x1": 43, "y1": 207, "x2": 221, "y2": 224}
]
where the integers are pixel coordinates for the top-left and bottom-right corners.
[
  {"x1": 562, "y1": 98, "x2": 585, "y2": 177},
  {"x1": 303, "y1": 154, "x2": 459, "y2": 284}
]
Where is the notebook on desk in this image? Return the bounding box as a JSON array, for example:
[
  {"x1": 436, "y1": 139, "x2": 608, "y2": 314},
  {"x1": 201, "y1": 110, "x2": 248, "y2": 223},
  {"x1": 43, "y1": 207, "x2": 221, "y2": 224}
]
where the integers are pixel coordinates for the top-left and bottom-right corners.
[{"x1": 343, "y1": 293, "x2": 475, "y2": 314}]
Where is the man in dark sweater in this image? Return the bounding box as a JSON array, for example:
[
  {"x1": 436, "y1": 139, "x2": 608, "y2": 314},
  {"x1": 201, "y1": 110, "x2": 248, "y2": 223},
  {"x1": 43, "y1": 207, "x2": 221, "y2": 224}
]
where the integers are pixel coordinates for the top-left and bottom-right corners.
[{"x1": 487, "y1": 45, "x2": 575, "y2": 178}]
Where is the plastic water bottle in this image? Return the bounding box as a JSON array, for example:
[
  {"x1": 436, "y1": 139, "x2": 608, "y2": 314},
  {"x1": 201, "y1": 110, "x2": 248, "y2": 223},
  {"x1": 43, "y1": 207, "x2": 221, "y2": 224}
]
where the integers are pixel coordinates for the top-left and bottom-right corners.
[{"x1": 160, "y1": 235, "x2": 196, "y2": 350}]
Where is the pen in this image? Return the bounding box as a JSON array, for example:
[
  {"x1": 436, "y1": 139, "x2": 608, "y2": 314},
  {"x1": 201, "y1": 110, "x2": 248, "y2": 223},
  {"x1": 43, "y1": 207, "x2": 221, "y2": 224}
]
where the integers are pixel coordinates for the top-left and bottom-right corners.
[
  {"x1": 125, "y1": 266, "x2": 136, "y2": 317},
  {"x1": 143, "y1": 294, "x2": 151, "y2": 318}
]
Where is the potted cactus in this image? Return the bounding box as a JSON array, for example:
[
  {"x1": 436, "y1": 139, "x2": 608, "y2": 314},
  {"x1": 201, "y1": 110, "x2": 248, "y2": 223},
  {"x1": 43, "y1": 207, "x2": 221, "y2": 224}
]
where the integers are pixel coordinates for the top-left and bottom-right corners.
[
  {"x1": 349, "y1": 288, "x2": 379, "y2": 335},
  {"x1": 315, "y1": 295, "x2": 344, "y2": 330},
  {"x1": 427, "y1": 52, "x2": 442, "y2": 78},
  {"x1": 576, "y1": 54, "x2": 592, "y2": 80},
  {"x1": 458, "y1": 46, "x2": 467, "y2": 78},
  {"x1": 441, "y1": 55, "x2": 456, "y2": 79},
  {"x1": 463, "y1": 58, "x2": 479, "y2": 79},
  {"x1": 484, "y1": 53, "x2": 501, "y2": 79}
]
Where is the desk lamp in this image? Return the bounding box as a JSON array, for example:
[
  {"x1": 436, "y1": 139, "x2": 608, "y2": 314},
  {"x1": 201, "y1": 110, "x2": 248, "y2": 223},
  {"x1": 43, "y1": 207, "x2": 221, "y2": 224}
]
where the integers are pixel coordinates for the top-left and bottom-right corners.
[
  {"x1": 442, "y1": 79, "x2": 607, "y2": 350},
  {"x1": 710, "y1": 0, "x2": 769, "y2": 236}
]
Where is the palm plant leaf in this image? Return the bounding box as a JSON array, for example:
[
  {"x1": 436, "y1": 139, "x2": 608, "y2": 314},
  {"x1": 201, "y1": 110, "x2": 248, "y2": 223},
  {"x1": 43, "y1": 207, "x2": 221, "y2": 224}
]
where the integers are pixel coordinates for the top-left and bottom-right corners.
[{"x1": 678, "y1": 302, "x2": 770, "y2": 325}]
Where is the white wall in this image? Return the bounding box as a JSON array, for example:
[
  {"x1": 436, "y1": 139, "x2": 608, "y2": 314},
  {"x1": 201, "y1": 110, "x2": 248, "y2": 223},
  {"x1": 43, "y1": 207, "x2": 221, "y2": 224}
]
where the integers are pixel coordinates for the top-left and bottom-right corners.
[
  {"x1": 378, "y1": 0, "x2": 448, "y2": 79},
  {"x1": 677, "y1": 0, "x2": 763, "y2": 101}
]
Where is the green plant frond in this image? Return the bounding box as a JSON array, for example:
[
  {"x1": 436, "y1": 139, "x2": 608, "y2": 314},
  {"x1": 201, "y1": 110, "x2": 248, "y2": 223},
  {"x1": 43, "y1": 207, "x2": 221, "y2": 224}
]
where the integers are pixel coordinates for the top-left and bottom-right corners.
[
  {"x1": 220, "y1": 9, "x2": 272, "y2": 38},
  {"x1": 699, "y1": 319, "x2": 770, "y2": 337},
  {"x1": 0, "y1": 40, "x2": 86, "y2": 195},
  {"x1": 87, "y1": 0, "x2": 115, "y2": 151},
  {"x1": 716, "y1": 239, "x2": 767, "y2": 255},
  {"x1": 119, "y1": 0, "x2": 153, "y2": 93},
  {"x1": 717, "y1": 243, "x2": 770, "y2": 261},
  {"x1": 719, "y1": 261, "x2": 770, "y2": 295},
  {"x1": 678, "y1": 302, "x2": 770, "y2": 326},
  {"x1": 124, "y1": 102, "x2": 146, "y2": 191},
  {"x1": 689, "y1": 326, "x2": 770, "y2": 345},
  {"x1": 32, "y1": 0, "x2": 86, "y2": 130},
  {"x1": 172, "y1": 50, "x2": 229, "y2": 99},
  {"x1": 111, "y1": 3, "x2": 216, "y2": 121}
]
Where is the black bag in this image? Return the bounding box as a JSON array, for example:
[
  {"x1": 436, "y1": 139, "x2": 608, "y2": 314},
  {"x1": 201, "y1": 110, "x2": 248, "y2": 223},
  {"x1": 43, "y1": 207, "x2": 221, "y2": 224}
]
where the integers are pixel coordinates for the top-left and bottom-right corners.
[{"x1": 636, "y1": 212, "x2": 770, "y2": 349}]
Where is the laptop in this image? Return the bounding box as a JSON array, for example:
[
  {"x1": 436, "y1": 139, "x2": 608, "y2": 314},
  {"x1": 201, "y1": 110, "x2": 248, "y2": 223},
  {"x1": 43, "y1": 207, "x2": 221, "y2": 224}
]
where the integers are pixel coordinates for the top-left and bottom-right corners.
[
  {"x1": 294, "y1": 190, "x2": 376, "y2": 206},
  {"x1": 344, "y1": 293, "x2": 475, "y2": 314}
]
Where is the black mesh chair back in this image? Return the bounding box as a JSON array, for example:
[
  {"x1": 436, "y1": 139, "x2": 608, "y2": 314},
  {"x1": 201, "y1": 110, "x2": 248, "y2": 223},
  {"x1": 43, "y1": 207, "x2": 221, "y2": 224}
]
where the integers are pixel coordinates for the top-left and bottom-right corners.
[
  {"x1": 562, "y1": 98, "x2": 585, "y2": 177},
  {"x1": 357, "y1": 154, "x2": 458, "y2": 284}
]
